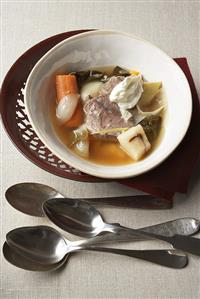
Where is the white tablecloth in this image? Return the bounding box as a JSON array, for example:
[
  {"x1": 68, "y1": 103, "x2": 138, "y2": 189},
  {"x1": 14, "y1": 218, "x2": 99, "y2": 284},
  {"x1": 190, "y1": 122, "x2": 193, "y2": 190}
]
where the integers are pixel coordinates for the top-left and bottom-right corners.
[{"x1": 1, "y1": 1, "x2": 200, "y2": 298}]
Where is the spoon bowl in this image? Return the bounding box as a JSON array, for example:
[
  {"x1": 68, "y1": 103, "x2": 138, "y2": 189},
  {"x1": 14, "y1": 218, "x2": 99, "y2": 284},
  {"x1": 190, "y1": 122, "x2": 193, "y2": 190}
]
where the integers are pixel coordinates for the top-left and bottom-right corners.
[
  {"x1": 43, "y1": 198, "x2": 105, "y2": 238},
  {"x1": 6, "y1": 183, "x2": 62, "y2": 217},
  {"x1": 6, "y1": 226, "x2": 67, "y2": 264},
  {"x1": 3, "y1": 242, "x2": 69, "y2": 271}
]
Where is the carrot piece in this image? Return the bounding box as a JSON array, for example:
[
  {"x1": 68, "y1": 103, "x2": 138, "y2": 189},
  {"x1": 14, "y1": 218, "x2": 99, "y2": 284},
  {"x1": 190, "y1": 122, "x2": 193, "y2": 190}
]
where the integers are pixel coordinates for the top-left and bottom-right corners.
[
  {"x1": 56, "y1": 75, "x2": 78, "y2": 102},
  {"x1": 65, "y1": 102, "x2": 84, "y2": 128},
  {"x1": 55, "y1": 74, "x2": 83, "y2": 127}
]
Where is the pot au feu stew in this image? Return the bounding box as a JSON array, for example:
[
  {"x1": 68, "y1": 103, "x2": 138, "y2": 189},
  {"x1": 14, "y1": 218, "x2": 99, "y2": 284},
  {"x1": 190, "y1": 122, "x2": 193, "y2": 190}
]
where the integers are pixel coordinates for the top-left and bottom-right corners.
[{"x1": 51, "y1": 66, "x2": 165, "y2": 165}]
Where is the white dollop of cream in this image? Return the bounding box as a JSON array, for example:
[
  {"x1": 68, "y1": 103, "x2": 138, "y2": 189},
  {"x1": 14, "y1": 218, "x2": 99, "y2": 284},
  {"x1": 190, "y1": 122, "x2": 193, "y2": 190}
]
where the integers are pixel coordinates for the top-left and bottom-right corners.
[
  {"x1": 56, "y1": 94, "x2": 79, "y2": 123},
  {"x1": 109, "y1": 75, "x2": 143, "y2": 121}
]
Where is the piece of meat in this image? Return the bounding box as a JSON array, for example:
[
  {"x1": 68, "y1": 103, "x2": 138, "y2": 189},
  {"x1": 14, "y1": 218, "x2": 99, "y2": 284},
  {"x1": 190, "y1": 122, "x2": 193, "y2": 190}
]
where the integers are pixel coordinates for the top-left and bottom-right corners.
[
  {"x1": 84, "y1": 95, "x2": 133, "y2": 137},
  {"x1": 99, "y1": 76, "x2": 124, "y2": 96},
  {"x1": 83, "y1": 75, "x2": 133, "y2": 139}
]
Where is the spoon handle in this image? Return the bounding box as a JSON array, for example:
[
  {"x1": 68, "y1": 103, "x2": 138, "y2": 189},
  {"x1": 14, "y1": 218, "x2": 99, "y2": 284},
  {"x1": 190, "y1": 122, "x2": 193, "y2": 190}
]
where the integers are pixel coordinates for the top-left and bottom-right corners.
[
  {"x1": 81, "y1": 195, "x2": 172, "y2": 209},
  {"x1": 138, "y1": 218, "x2": 200, "y2": 237},
  {"x1": 83, "y1": 247, "x2": 188, "y2": 268},
  {"x1": 155, "y1": 234, "x2": 200, "y2": 256},
  {"x1": 110, "y1": 225, "x2": 200, "y2": 256}
]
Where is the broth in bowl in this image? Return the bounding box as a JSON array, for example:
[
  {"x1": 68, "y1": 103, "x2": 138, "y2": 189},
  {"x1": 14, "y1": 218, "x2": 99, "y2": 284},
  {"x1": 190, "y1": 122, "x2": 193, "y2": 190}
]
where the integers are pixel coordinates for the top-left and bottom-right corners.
[{"x1": 51, "y1": 66, "x2": 166, "y2": 166}]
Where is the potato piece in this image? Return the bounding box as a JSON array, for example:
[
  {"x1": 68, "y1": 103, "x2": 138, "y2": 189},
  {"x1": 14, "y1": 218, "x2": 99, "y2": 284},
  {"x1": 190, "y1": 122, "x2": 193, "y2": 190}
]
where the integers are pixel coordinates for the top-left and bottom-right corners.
[
  {"x1": 80, "y1": 81, "x2": 103, "y2": 102},
  {"x1": 117, "y1": 125, "x2": 151, "y2": 161},
  {"x1": 139, "y1": 82, "x2": 162, "y2": 106}
]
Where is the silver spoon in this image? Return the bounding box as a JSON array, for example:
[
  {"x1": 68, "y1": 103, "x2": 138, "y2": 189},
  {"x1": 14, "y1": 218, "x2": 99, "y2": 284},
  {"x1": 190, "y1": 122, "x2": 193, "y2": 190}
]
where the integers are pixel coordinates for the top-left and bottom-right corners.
[
  {"x1": 3, "y1": 230, "x2": 139, "y2": 271},
  {"x1": 3, "y1": 242, "x2": 69, "y2": 272},
  {"x1": 5, "y1": 182, "x2": 171, "y2": 217},
  {"x1": 6, "y1": 226, "x2": 188, "y2": 269},
  {"x1": 43, "y1": 198, "x2": 200, "y2": 256},
  {"x1": 43, "y1": 198, "x2": 200, "y2": 238}
]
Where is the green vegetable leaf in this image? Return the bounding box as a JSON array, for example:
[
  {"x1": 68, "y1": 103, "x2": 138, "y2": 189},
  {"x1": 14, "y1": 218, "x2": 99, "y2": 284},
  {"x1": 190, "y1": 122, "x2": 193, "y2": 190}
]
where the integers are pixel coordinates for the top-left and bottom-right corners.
[
  {"x1": 140, "y1": 116, "x2": 161, "y2": 142},
  {"x1": 112, "y1": 66, "x2": 130, "y2": 77}
]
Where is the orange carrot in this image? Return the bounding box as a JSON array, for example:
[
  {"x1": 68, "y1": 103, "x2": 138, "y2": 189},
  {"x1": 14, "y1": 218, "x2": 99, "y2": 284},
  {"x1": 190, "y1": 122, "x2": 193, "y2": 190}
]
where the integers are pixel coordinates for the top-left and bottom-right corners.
[
  {"x1": 56, "y1": 75, "x2": 78, "y2": 102},
  {"x1": 55, "y1": 74, "x2": 83, "y2": 127},
  {"x1": 65, "y1": 102, "x2": 83, "y2": 128}
]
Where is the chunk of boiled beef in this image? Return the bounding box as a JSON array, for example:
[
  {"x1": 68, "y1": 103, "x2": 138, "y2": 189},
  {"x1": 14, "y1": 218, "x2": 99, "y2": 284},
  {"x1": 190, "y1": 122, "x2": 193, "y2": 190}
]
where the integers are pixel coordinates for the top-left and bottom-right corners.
[{"x1": 83, "y1": 95, "x2": 133, "y2": 137}]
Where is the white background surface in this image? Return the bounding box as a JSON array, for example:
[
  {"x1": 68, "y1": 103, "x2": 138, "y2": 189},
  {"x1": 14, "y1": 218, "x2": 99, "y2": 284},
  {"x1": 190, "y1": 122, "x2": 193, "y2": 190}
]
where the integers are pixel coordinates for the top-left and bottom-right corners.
[{"x1": 1, "y1": 1, "x2": 200, "y2": 299}]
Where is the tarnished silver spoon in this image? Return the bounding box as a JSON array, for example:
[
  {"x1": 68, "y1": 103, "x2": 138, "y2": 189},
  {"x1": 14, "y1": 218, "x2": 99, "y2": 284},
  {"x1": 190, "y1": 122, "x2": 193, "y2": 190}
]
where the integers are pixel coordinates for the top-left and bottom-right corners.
[
  {"x1": 43, "y1": 198, "x2": 200, "y2": 256},
  {"x1": 6, "y1": 226, "x2": 188, "y2": 269},
  {"x1": 4, "y1": 230, "x2": 147, "y2": 271},
  {"x1": 43, "y1": 198, "x2": 200, "y2": 239},
  {"x1": 5, "y1": 182, "x2": 170, "y2": 217}
]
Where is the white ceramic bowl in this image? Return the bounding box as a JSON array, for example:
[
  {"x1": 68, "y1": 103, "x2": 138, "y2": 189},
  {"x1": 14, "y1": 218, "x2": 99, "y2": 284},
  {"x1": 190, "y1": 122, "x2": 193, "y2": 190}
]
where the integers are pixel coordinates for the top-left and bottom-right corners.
[{"x1": 24, "y1": 30, "x2": 192, "y2": 179}]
